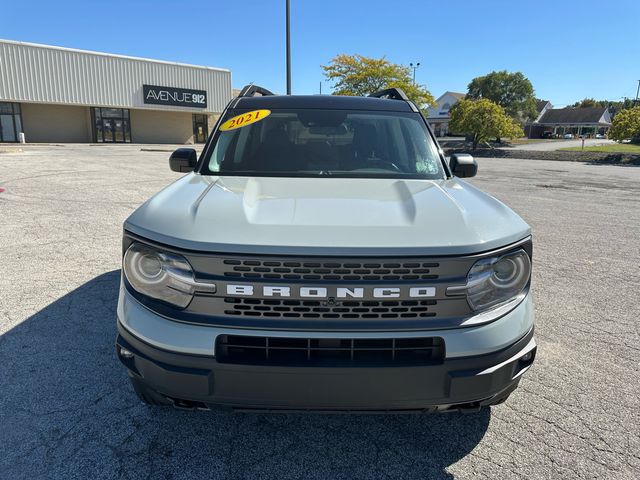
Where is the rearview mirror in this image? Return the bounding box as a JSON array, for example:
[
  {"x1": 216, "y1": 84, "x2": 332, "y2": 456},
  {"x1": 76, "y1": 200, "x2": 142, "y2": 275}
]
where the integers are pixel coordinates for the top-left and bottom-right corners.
[
  {"x1": 169, "y1": 148, "x2": 197, "y2": 173},
  {"x1": 449, "y1": 153, "x2": 477, "y2": 178}
]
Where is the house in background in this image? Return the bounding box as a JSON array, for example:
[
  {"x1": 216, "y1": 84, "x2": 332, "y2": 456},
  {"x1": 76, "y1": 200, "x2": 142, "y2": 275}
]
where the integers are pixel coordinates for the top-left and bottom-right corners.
[
  {"x1": 534, "y1": 99, "x2": 553, "y2": 122},
  {"x1": 524, "y1": 100, "x2": 553, "y2": 137},
  {"x1": 526, "y1": 106, "x2": 611, "y2": 138},
  {"x1": 426, "y1": 91, "x2": 465, "y2": 137}
]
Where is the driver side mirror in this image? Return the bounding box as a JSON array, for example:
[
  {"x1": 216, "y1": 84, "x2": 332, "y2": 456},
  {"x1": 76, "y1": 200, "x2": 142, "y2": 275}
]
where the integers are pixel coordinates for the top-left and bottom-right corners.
[
  {"x1": 449, "y1": 153, "x2": 477, "y2": 178},
  {"x1": 169, "y1": 148, "x2": 197, "y2": 173}
]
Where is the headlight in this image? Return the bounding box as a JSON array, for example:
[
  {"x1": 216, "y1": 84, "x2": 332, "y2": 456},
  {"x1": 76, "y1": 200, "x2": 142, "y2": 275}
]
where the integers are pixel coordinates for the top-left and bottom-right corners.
[
  {"x1": 447, "y1": 249, "x2": 531, "y2": 312},
  {"x1": 123, "y1": 242, "x2": 213, "y2": 308}
]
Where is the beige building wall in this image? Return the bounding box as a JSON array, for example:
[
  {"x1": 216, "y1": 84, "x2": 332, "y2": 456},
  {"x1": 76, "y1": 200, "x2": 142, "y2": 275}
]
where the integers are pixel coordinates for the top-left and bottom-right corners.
[
  {"x1": 21, "y1": 103, "x2": 91, "y2": 143},
  {"x1": 131, "y1": 109, "x2": 194, "y2": 144},
  {"x1": 208, "y1": 114, "x2": 220, "y2": 129}
]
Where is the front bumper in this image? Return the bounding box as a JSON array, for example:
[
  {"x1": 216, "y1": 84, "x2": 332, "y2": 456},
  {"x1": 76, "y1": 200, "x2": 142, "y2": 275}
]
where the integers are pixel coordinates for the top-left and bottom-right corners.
[
  {"x1": 117, "y1": 284, "x2": 535, "y2": 359},
  {"x1": 116, "y1": 319, "x2": 536, "y2": 412}
]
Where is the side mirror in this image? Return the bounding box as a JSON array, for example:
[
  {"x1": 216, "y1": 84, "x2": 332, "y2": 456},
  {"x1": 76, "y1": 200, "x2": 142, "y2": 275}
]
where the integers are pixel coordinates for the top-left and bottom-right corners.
[
  {"x1": 169, "y1": 148, "x2": 197, "y2": 173},
  {"x1": 449, "y1": 153, "x2": 477, "y2": 178}
]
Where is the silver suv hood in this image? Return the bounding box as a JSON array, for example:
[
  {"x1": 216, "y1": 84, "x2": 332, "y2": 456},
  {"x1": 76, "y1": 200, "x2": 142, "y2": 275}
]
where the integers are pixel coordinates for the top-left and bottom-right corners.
[{"x1": 124, "y1": 173, "x2": 531, "y2": 255}]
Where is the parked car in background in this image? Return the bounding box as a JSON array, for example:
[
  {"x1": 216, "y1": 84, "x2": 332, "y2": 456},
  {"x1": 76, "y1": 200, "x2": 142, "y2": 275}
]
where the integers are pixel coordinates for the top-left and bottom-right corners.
[
  {"x1": 595, "y1": 133, "x2": 606, "y2": 139},
  {"x1": 542, "y1": 131, "x2": 554, "y2": 139},
  {"x1": 563, "y1": 133, "x2": 574, "y2": 139}
]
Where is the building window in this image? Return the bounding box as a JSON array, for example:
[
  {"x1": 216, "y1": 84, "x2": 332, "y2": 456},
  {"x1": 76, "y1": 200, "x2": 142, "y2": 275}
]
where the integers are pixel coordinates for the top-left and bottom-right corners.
[
  {"x1": 92, "y1": 107, "x2": 131, "y2": 143},
  {"x1": 193, "y1": 114, "x2": 208, "y2": 143},
  {"x1": 0, "y1": 102, "x2": 23, "y2": 142}
]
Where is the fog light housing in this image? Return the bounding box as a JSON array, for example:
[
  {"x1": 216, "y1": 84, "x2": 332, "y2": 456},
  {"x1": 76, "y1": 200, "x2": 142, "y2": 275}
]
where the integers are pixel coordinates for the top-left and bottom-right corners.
[
  {"x1": 520, "y1": 351, "x2": 533, "y2": 362},
  {"x1": 119, "y1": 347, "x2": 134, "y2": 359}
]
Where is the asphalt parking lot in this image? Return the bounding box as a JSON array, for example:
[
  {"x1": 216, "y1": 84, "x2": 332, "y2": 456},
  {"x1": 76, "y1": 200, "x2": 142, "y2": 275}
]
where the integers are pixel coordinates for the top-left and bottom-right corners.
[{"x1": 1, "y1": 144, "x2": 639, "y2": 479}]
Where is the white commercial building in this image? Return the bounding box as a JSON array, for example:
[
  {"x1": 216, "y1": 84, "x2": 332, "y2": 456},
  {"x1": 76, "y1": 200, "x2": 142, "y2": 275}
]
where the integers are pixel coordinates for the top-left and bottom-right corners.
[
  {"x1": 0, "y1": 39, "x2": 232, "y2": 144},
  {"x1": 426, "y1": 91, "x2": 465, "y2": 137}
]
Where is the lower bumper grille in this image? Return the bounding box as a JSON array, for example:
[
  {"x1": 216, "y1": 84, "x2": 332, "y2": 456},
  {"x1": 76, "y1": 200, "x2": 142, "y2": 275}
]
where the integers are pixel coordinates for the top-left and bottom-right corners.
[{"x1": 215, "y1": 335, "x2": 445, "y2": 366}]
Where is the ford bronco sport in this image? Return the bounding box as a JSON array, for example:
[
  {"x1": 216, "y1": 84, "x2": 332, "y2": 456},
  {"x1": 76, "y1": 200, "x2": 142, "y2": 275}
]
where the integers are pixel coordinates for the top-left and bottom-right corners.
[{"x1": 116, "y1": 85, "x2": 536, "y2": 412}]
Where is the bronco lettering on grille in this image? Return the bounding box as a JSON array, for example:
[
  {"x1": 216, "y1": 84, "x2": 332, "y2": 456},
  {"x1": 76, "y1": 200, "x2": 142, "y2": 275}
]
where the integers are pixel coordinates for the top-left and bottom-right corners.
[{"x1": 226, "y1": 284, "x2": 436, "y2": 298}]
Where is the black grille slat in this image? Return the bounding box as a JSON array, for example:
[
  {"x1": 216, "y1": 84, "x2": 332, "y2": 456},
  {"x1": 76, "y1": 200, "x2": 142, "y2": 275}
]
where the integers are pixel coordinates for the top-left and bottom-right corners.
[
  {"x1": 223, "y1": 298, "x2": 437, "y2": 319},
  {"x1": 222, "y1": 259, "x2": 441, "y2": 281},
  {"x1": 216, "y1": 335, "x2": 445, "y2": 366}
]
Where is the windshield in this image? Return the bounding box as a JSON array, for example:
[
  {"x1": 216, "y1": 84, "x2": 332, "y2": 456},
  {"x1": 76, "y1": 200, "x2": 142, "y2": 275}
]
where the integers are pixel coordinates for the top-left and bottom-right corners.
[{"x1": 201, "y1": 109, "x2": 445, "y2": 179}]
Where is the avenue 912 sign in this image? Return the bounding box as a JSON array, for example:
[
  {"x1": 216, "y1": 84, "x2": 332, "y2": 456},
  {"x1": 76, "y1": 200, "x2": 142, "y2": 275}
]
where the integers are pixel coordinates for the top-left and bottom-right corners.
[{"x1": 143, "y1": 84, "x2": 207, "y2": 108}]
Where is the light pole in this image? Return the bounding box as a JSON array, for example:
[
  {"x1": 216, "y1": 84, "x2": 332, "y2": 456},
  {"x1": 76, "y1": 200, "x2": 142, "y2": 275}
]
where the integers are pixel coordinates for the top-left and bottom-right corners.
[
  {"x1": 409, "y1": 62, "x2": 420, "y2": 84},
  {"x1": 286, "y1": 0, "x2": 291, "y2": 94}
]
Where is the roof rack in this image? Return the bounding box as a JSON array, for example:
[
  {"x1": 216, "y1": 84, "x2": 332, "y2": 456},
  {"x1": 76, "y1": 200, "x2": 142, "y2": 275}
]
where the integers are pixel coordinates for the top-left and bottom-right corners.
[
  {"x1": 237, "y1": 84, "x2": 275, "y2": 98},
  {"x1": 369, "y1": 87, "x2": 410, "y2": 102}
]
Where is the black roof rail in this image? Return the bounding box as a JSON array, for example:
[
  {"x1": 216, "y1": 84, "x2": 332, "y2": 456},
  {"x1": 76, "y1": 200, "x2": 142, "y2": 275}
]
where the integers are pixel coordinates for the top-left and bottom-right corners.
[
  {"x1": 237, "y1": 84, "x2": 275, "y2": 98},
  {"x1": 369, "y1": 87, "x2": 410, "y2": 102}
]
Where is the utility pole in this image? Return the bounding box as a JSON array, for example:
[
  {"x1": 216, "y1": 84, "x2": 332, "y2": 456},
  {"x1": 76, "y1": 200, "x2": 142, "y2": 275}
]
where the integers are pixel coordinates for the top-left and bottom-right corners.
[
  {"x1": 319, "y1": 81, "x2": 322, "y2": 95},
  {"x1": 635, "y1": 79, "x2": 640, "y2": 105},
  {"x1": 409, "y1": 62, "x2": 420, "y2": 85},
  {"x1": 286, "y1": 0, "x2": 291, "y2": 95}
]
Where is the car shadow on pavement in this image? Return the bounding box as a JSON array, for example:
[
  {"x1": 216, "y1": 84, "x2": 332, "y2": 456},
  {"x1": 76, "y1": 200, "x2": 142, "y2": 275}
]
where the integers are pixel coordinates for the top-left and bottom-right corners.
[{"x1": 0, "y1": 271, "x2": 490, "y2": 480}]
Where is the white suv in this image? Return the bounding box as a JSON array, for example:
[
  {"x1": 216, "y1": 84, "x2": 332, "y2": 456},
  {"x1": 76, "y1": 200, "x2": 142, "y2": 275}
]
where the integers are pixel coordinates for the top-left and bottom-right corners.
[{"x1": 116, "y1": 86, "x2": 536, "y2": 412}]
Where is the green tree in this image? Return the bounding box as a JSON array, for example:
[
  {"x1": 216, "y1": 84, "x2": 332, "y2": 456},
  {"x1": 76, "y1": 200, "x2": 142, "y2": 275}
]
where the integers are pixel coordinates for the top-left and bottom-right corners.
[
  {"x1": 450, "y1": 99, "x2": 524, "y2": 150},
  {"x1": 322, "y1": 54, "x2": 435, "y2": 110},
  {"x1": 467, "y1": 70, "x2": 537, "y2": 123},
  {"x1": 608, "y1": 106, "x2": 640, "y2": 142},
  {"x1": 608, "y1": 98, "x2": 636, "y2": 117},
  {"x1": 570, "y1": 98, "x2": 635, "y2": 118},
  {"x1": 571, "y1": 98, "x2": 602, "y2": 108}
]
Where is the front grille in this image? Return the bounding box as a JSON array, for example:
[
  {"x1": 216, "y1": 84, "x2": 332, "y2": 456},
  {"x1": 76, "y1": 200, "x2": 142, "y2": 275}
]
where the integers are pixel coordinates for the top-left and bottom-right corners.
[
  {"x1": 222, "y1": 259, "x2": 439, "y2": 281},
  {"x1": 216, "y1": 335, "x2": 445, "y2": 366},
  {"x1": 223, "y1": 298, "x2": 437, "y2": 319},
  {"x1": 168, "y1": 250, "x2": 479, "y2": 326}
]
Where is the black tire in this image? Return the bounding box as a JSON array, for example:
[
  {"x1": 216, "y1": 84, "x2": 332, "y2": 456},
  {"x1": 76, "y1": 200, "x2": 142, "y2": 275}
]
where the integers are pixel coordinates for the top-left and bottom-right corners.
[{"x1": 128, "y1": 374, "x2": 172, "y2": 406}]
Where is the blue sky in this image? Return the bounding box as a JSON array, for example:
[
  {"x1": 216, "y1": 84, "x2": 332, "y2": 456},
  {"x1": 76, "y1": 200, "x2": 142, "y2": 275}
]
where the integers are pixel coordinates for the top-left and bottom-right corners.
[{"x1": 2, "y1": 0, "x2": 639, "y2": 106}]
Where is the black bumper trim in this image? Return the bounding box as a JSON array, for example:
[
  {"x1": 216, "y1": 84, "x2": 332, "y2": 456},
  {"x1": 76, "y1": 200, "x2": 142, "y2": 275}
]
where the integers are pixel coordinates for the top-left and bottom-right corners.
[{"x1": 116, "y1": 322, "x2": 535, "y2": 411}]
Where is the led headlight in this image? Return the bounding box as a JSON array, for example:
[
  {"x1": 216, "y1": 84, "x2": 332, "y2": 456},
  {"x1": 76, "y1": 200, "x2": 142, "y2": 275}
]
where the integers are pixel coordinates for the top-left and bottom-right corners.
[
  {"x1": 123, "y1": 242, "x2": 211, "y2": 308},
  {"x1": 448, "y1": 249, "x2": 531, "y2": 312}
]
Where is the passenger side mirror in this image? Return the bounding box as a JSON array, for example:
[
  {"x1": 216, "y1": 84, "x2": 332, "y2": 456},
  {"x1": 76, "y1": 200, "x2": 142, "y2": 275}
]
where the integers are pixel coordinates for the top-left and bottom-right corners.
[
  {"x1": 169, "y1": 148, "x2": 198, "y2": 173},
  {"x1": 449, "y1": 153, "x2": 477, "y2": 178}
]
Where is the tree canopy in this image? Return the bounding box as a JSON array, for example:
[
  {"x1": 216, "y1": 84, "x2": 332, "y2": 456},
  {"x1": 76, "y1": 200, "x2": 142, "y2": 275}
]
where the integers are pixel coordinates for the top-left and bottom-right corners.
[
  {"x1": 466, "y1": 70, "x2": 537, "y2": 123},
  {"x1": 450, "y1": 98, "x2": 524, "y2": 149},
  {"x1": 322, "y1": 54, "x2": 435, "y2": 110},
  {"x1": 570, "y1": 98, "x2": 604, "y2": 108},
  {"x1": 570, "y1": 97, "x2": 636, "y2": 117},
  {"x1": 608, "y1": 106, "x2": 640, "y2": 142}
]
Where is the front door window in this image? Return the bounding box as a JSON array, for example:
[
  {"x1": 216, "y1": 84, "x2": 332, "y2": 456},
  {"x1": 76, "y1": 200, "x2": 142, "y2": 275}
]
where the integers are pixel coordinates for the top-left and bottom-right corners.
[
  {"x1": 193, "y1": 114, "x2": 208, "y2": 143},
  {"x1": 0, "y1": 103, "x2": 22, "y2": 143},
  {"x1": 93, "y1": 108, "x2": 131, "y2": 143}
]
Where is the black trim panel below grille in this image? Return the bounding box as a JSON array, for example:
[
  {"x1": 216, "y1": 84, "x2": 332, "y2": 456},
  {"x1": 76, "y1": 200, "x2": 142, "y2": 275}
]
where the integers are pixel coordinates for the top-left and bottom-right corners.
[{"x1": 216, "y1": 335, "x2": 445, "y2": 366}]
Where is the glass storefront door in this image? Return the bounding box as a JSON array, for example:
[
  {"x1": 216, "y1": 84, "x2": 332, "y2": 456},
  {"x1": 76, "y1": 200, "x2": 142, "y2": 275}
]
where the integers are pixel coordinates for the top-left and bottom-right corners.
[
  {"x1": 0, "y1": 103, "x2": 22, "y2": 142},
  {"x1": 193, "y1": 114, "x2": 208, "y2": 143},
  {"x1": 92, "y1": 108, "x2": 131, "y2": 143}
]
